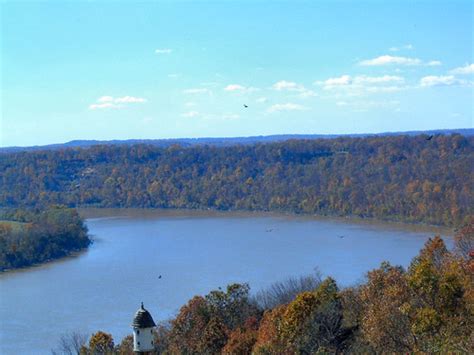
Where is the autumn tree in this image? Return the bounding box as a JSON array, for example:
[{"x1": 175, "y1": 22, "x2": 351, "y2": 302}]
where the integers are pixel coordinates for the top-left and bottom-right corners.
[{"x1": 86, "y1": 331, "x2": 114, "y2": 355}]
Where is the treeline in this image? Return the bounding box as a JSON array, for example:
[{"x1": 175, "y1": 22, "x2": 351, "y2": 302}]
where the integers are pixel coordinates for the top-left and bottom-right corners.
[
  {"x1": 58, "y1": 221, "x2": 473, "y2": 354},
  {"x1": 0, "y1": 207, "x2": 91, "y2": 271},
  {"x1": 1, "y1": 134, "x2": 473, "y2": 226}
]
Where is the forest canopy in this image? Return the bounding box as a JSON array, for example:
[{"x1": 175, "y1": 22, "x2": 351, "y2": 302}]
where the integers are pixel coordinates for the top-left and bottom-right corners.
[
  {"x1": 0, "y1": 207, "x2": 91, "y2": 271},
  {"x1": 1, "y1": 134, "x2": 472, "y2": 227}
]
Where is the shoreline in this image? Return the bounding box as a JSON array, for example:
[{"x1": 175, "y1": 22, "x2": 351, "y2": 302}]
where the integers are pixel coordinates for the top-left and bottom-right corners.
[
  {"x1": 79, "y1": 207, "x2": 454, "y2": 236},
  {"x1": 0, "y1": 243, "x2": 92, "y2": 275},
  {"x1": 2, "y1": 207, "x2": 454, "y2": 275}
]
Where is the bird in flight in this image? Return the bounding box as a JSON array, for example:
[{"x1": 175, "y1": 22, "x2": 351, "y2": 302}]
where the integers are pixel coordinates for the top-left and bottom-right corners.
[
  {"x1": 426, "y1": 135, "x2": 434, "y2": 141},
  {"x1": 158, "y1": 275, "x2": 162, "y2": 279},
  {"x1": 243, "y1": 104, "x2": 248, "y2": 108}
]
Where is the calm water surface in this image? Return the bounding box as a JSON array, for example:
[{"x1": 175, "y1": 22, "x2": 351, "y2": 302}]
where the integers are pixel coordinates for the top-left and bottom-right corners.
[{"x1": 0, "y1": 209, "x2": 452, "y2": 354}]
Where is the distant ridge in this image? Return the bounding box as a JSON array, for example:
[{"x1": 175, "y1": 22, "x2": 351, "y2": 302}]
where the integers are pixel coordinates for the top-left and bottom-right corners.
[{"x1": 1, "y1": 128, "x2": 472, "y2": 153}]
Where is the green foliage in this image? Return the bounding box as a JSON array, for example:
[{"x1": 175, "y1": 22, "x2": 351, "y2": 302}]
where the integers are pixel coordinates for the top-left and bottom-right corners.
[
  {"x1": 1, "y1": 134, "x2": 472, "y2": 226},
  {"x1": 0, "y1": 207, "x2": 90, "y2": 271}
]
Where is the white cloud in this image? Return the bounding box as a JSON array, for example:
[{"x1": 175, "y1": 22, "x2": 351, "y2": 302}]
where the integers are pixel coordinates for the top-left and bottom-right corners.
[
  {"x1": 359, "y1": 55, "x2": 422, "y2": 66},
  {"x1": 185, "y1": 102, "x2": 197, "y2": 107},
  {"x1": 224, "y1": 84, "x2": 246, "y2": 92},
  {"x1": 450, "y1": 63, "x2": 474, "y2": 75},
  {"x1": 183, "y1": 88, "x2": 209, "y2": 94},
  {"x1": 155, "y1": 48, "x2": 172, "y2": 54},
  {"x1": 114, "y1": 96, "x2": 147, "y2": 103},
  {"x1": 267, "y1": 103, "x2": 308, "y2": 113},
  {"x1": 224, "y1": 84, "x2": 259, "y2": 93},
  {"x1": 89, "y1": 102, "x2": 120, "y2": 110},
  {"x1": 365, "y1": 86, "x2": 405, "y2": 93},
  {"x1": 273, "y1": 80, "x2": 302, "y2": 91},
  {"x1": 168, "y1": 73, "x2": 181, "y2": 78},
  {"x1": 322, "y1": 75, "x2": 352, "y2": 87},
  {"x1": 419, "y1": 75, "x2": 459, "y2": 87},
  {"x1": 272, "y1": 80, "x2": 316, "y2": 99},
  {"x1": 181, "y1": 111, "x2": 200, "y2": 118},
  {"x1": 318, "y1": 75, "x2": 404, "y2": 91},
  {"x1": 256, "y1": 97, "x2": 268, "y2": 103},
  {"x1": 298, "y1": 90, "x2": 317, "y2": 98},
  {"x1": 427, "y1": 60, "x2": 442, "y2": 66},
  {"x1": 354, "y1": 75, "x2": 404, "y2": 84},
  {"x1": 389, "y1": 44, "x2": 414, "y2": 52},
  {"x1": 89, "y1": 96, "x2": 147, "y2": 110}
]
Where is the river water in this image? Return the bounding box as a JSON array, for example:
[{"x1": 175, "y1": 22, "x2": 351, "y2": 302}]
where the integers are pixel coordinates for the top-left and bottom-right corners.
[{"x1": 0, "y1": 209, "x2": 452, "y2": 354}]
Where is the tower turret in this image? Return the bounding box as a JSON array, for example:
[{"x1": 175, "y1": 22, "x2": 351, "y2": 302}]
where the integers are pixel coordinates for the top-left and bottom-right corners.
[{"x1": 132, "y1": 302, "x2": 156, "y2": 353}]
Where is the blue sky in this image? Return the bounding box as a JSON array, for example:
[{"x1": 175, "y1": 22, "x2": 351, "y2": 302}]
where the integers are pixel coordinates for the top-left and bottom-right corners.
[{"x1": 1, "y1": 0, "x2": 473, "y2": 147}]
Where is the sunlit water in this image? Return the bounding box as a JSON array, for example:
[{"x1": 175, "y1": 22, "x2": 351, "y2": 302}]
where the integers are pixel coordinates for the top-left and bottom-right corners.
[{"x1": 0, "y1": 209, "x2": 452, "y2": 354}]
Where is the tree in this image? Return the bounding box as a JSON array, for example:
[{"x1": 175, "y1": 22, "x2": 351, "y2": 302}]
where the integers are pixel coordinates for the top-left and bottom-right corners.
[
  {"x1": 359, "y1": 262, "x2": 414, "y2": 352},
  {"x1": 87, "y1": 331, "x2": 114, "y2": 355},
  {"x1": 51, "y1": 332, "x2": 88, "y2": 355},
  {"x1": 222, "y1": 317, "x2": 259, "y2": 355}
]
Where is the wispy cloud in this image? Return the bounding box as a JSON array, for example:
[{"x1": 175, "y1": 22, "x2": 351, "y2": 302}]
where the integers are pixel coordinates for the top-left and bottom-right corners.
[
  {"x1": 450, "y1": 63, "x2": 474, "y2": 75},
  {"x1": 272, "y1": 80, "x2": 316, "y2": 98},
  {"x1": 419, "y1": 75, "x2": 461, "y2": 87},
  {"x1": 427, "y1": 60, "x2": 442, "y2": 66},
  {"x1": 320, "y1": 75, "x2": 352, "y2": 88},
  {"x1": 389, "y1": 44, "x2": 414, "y2": 52},
  {"x1": 183, "y1": 88, "x2": 210, "y2": 94},
  {"x1": 224, "y1": 84, "x2": 258, "y2": 93},
  {"x1": 155, "y1": 48, "x2": 172, "y2": 54},
  {"x1": 181, "y1": 111, "x2": 200, "y2": 118},
  {"x1": 267, "y1": 103, "x2": 308, "y2": 113},
  {"x1": 114, "y1": 96, "x2": 147, "y2": 103},
  {"x1": 273, "y1": 80, "x2": 303, "y2": 91},
  {"x1": 317, "y1": 75, "x2": 405, "y2": 91},
  {"x1": 256, "y1": 97, "x2": 268, "y2": 103},
  {"x1": 359, "y1": 55, "x2": 423, "y2": 66},
  {"x1": 89, "y1": 96, "x2": 147, "y2": 110},
  {"x1": 224, "y1": 84, "x2": 246, "y2": 92},
  {"x1": 168, "y1": 73, "x2": 181, "y2": 78}
]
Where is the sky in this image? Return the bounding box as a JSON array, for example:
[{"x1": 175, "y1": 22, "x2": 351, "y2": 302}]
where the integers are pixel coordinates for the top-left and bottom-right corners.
[{"x1": 1, "y1": 0, "x2": 473, "y2": 147}]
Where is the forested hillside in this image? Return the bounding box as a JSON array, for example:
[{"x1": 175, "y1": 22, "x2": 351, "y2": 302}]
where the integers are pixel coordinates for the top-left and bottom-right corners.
[
  {"x1": 1, "y1": 134, "x2": 472, "y2": 226},
  {"x1": 0, "y1": 207, "x2": 90, "y2": 271}
]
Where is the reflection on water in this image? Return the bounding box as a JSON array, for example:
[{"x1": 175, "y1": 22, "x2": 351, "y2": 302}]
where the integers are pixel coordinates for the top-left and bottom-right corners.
[{"x1": 0, "y1": 209, "x2": 452, "y2": 354}]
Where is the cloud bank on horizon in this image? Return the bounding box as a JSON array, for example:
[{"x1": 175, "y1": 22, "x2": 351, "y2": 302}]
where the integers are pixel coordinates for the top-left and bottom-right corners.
[{"x1": 1, "y1": 1, "x2": 473, "y2": 147}]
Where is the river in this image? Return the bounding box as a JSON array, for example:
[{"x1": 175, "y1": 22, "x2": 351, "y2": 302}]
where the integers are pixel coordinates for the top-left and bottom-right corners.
[{"x1": 0, "y1": 209, "x2": 453, "y2": 354}]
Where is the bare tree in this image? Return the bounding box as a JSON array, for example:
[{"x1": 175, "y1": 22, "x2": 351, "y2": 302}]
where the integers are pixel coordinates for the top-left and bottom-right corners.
[
  {"x1": 51, "y1": 332, "x2": 88, "y2": 355},
  {"x1": 253, "y1": 269, "x2": 322, "y2": 309}
]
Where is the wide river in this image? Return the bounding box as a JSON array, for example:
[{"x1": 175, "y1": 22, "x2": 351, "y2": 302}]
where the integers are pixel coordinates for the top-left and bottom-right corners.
[{"x1": 0, "y1": 209, "x2": 453, "y2": 354}]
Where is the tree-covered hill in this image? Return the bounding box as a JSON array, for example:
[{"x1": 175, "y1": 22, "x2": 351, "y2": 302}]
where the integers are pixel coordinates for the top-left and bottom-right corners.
[
  {"x1": 1, "y1": 134, "x2": 472, "y2": 226},
  {"x1": 0, "y1": 207, "x2": 91, "y2": 271}
]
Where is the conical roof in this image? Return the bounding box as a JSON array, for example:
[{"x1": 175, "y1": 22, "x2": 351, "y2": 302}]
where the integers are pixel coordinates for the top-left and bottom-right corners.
[{"x1": 132, "y1": 302, "x2": 156, "y2": 328}]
